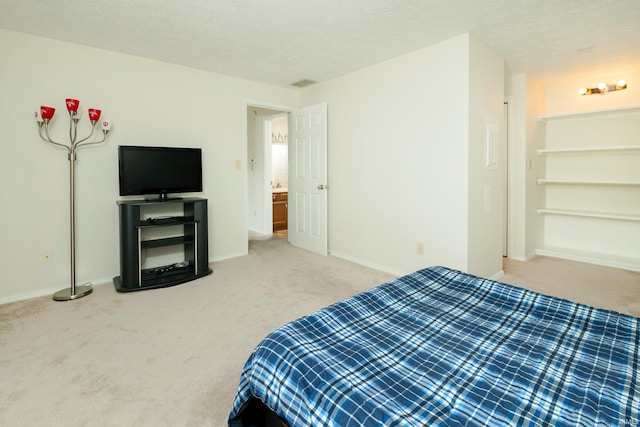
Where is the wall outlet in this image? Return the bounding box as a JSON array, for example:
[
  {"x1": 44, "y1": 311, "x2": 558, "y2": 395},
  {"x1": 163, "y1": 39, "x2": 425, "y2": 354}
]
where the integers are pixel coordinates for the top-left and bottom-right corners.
[
  {"x1": 42, "y1": 250, "x2": 52, "y2": 263},
  {"x1": 416, "y1": 242, "x2": 424, "y2": 256}
]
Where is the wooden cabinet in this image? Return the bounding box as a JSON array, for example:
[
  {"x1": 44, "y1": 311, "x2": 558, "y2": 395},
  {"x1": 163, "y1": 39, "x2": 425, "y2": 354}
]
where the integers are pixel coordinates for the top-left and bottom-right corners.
[{"x1": 272, "y1": 192, "x2": 288, "y2": 231}]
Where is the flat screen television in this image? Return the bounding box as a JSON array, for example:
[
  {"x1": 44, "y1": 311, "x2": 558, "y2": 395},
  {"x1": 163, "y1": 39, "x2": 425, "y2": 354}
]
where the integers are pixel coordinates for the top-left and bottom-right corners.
[{"x1": 118, "y1": 145, "x2": 202, "y2": 201}]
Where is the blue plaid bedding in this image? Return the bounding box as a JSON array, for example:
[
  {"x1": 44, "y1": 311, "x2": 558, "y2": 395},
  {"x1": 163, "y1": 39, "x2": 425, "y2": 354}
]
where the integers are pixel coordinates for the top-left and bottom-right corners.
[{"x1": 228, "y1": 266, "x2": 639, "y2": 426}]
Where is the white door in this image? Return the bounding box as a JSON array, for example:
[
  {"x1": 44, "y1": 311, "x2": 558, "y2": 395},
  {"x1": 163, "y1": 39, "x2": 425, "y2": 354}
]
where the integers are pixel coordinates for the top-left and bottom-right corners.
[{"x1": 288, "y1": 103, "x2": 328, "y2": 255}]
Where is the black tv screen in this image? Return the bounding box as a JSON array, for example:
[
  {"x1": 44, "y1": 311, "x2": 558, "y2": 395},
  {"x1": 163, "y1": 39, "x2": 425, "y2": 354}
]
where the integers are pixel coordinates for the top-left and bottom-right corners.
[{"x1": 118, "y1": 145, "x2": 202, "y2": 200}]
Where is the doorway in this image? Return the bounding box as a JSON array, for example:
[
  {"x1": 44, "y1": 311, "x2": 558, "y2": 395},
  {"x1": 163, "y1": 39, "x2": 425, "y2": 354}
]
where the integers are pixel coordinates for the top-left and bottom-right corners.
[
  {"x1": 245, "y1": 103, "x2": 291, "y2": 243},
  {"x1": 270, "y1": 115, "x2": 289, "y2": 240},
  {"x1": 244, "y1": 101, "x2": 329, "y2": 256}
]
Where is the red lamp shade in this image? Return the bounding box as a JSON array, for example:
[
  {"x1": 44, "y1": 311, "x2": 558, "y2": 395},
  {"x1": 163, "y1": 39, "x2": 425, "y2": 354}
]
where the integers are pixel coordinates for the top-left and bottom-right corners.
[
  {"x1": 88, "y1": 108, "x2": 102, "y2": 122},
  {"x1": 65, "y1": 98, "x2": 80, "y2": 112},
  {"x1": 40, "y1": 106, "x2": 56, "y2": 120}
]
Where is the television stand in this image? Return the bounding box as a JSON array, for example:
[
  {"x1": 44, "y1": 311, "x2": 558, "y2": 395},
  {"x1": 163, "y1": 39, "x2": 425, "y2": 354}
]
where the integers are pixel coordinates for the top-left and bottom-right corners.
[
  {"x1": 113, "y1": 197, "x2": 212, "y2": 292},
  {"x1": 148, "y1": 194, "x2": 183, "y2": 202}
]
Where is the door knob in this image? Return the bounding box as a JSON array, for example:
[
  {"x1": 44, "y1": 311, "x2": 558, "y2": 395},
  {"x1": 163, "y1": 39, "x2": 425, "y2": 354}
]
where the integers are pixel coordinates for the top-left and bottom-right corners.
[{"x1": 317, "y1": 185, "x2": 324, "y2": 190}]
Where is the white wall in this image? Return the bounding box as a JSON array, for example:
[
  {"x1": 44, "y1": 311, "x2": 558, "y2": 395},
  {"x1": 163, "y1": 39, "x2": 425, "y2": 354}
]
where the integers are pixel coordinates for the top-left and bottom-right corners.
[
  {"x1": 0, "y1": 29, "x2": 515, "y2": 302},
  {"x1": 0, "y1": 29, "x2": 298, "y2": 303},
  {"x1": 300, "y1": 33, "x2": 504, "y2": 277},
  {"x1": 466, "y1": 35, "x2": 505, "y2": 278},
  {"x1": 246, "y1": 108, "x2": 264, "y2": 234}
]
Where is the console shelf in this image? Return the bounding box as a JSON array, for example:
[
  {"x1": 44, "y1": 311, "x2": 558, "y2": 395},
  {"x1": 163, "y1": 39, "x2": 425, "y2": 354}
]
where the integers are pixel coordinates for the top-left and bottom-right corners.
[
  {"x1": 113, "y1": 198, "x2": 212, "y2": 292},
  {"x1": 141, "y1": 235, "x2": 195, "y2": 249}
]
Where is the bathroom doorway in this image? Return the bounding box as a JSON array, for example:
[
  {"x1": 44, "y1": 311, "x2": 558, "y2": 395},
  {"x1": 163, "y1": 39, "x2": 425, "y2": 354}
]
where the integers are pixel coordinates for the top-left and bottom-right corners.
[
  {"x1": 246, "y1": 105, "x2": 290, "y2": 242},
  {"x1": 270, "y1": 115, "x2": 289, "y2": 240},
  {"x1": 245, "y1": 101, "x2": 328, "y2": 255}
]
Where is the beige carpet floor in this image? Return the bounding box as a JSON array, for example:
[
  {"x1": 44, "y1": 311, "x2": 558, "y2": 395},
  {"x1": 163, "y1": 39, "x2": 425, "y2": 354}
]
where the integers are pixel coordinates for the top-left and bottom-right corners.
[
  {"x1": 502, "y1": 255, "x2": 640, "y2": 317},
  {"x1": 0, "y1": 237, "x2": 638, "y2": 426}
]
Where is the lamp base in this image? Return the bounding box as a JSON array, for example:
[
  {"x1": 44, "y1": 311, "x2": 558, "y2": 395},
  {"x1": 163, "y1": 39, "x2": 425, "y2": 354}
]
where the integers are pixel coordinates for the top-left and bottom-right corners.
[{"x1": 53, "y1": 283, "x2": 93, "y2": 301}]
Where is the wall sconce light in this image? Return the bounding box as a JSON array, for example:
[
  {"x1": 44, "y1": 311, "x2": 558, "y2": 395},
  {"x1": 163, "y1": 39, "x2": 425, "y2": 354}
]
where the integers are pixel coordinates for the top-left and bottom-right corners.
[{"x1": 578, "y1": 80, "x2": 627, "y2": 95}]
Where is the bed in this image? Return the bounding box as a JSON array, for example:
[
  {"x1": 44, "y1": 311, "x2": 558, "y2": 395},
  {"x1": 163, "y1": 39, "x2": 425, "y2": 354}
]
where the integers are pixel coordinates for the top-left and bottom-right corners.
[{"x1": 228, "y1": 266, "x2": 639, "y2": 426}]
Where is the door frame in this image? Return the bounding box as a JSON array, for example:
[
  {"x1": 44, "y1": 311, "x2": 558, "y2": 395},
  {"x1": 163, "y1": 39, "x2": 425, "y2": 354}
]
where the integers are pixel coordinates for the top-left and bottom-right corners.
[{"x1": 504, "y1": 96, "x2": 516, "y2": 259}]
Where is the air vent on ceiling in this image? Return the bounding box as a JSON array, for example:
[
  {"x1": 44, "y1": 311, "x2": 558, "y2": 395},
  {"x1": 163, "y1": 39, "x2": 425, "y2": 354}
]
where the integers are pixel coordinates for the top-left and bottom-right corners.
[{"x1": 290, "y1": 79, "x2": 316, "y2": 88}]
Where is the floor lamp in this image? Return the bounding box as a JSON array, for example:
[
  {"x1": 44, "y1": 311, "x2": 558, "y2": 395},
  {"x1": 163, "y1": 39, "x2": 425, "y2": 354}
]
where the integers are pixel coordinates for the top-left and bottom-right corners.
[{"x1": 35, "y1": 99, "x2": 112, "y2": 301}]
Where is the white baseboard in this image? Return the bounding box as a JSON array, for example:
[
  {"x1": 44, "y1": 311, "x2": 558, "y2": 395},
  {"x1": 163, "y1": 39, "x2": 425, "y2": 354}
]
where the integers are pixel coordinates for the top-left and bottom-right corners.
[
  {"x1": 329, "y1": 251, "x2": 405, "y2": 277},
  {"x1": 535, "y1": 247, "x2": 640, "y2": 272},
  {"x1": 488, "y1": 270, "x2": 505, "y2": 281},
  {"x1": 0, "y1": 279, "x2": 112, "y2": 305},
  {"x1": 210, "y1": 251, "x2": 248, "y2": 263},
  {"x1": 506, "y1": 252, "x2": 536, "y2": 262},
  {"x1": 0, "y1": 286, "x2": 61, "y2": 305}
]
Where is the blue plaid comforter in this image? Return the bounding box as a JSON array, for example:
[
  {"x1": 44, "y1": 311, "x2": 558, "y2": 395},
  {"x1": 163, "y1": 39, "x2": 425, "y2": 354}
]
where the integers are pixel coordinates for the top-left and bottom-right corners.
[{"x1": 228, "y1": 266, "x2": 639, "y2": 426}]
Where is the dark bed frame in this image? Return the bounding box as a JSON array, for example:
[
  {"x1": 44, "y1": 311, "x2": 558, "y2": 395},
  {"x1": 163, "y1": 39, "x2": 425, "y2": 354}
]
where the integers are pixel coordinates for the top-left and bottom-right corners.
[{"x1": 229, "y1": 397, "x2": 289, "y2": 427}]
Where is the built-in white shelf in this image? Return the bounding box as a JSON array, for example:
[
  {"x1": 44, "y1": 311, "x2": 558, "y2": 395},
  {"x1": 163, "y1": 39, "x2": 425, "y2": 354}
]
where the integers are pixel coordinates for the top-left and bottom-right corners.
[
  {"x1": 538, "y1": 105, "x2": 640, "y2": 122},
  {"x1": 536, "y1": 105, "x2": 640, "y2": 271},
  {"x1": 537, "y1": 179, "x2": 640, "y2": 186},
  {"x1": 538, "y1": 145, "x2": 640, "y2": 155},
  {"x1": 537, "y1": 208, "x2": 640, "y2": 222}
]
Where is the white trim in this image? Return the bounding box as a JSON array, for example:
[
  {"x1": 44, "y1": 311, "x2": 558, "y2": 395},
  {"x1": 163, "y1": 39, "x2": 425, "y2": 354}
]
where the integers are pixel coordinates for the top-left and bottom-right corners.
[
  {"x1": 535, "y1": 247, "x2": 640, "y2": 272},
  {"x1": 488, "y1": 270, "x2": 505, "y2": 281},
  {"x1": 0, "y1": 280, "x2": 112, "y2": 305},
  {"x1": 329, "y1": 251, "x2": 405, "y2": 278},
  {"x1": 0, "y1": 287, "x2": 61, "y2": 304},
  {"x1": 504, "y1": 96, "x2": 519, "y2": 260},
  {"x1": 538, "y1": 145, "x2": 640, "y2": 155},
  {"x1": 210, "y1": 251, "x2": 247, "y2": 263},
  {"x1": 537, "y1": 209, "x2": 640, "y2": 222},
  {"x1": 243, "y1": 99, "x2": 295, "y2": 113},
  {"x1": 537, "y1": 179, "x2": 640, "y2": 186}
]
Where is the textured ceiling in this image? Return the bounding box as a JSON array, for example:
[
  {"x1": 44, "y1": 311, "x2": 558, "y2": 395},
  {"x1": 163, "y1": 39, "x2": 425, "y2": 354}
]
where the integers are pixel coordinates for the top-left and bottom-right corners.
[{"x1": 0, "y1": 0, "x2": 638, "y2": 87}]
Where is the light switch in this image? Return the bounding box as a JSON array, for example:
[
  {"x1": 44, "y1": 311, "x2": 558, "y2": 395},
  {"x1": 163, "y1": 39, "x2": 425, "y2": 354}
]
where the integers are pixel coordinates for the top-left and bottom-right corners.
[{"x1": 485, "y1": 120, "x2": 499, "y2": 170}]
